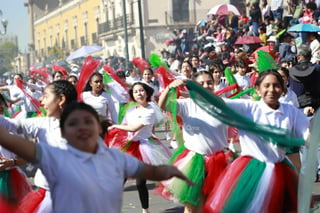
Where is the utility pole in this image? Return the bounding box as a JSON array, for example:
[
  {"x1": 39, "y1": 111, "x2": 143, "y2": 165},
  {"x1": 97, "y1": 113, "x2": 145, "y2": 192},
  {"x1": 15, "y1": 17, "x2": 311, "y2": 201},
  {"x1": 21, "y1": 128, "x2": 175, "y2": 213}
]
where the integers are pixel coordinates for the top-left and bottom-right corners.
[
  {"x1": 24, "y1": 0, "x2": 35, "y2": 66},
  {"x1": 137, "y1": 0, "x2": 145, "y2": 59},
  {"x1": 122, "y1": 0, "x2": 129, "y2": 69}
]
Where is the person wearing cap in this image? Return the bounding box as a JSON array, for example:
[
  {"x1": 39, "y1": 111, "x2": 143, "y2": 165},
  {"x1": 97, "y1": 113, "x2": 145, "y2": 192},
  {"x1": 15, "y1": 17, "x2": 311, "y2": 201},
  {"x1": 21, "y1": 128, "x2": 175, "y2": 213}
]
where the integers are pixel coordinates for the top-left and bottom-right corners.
[
  {"x1": 289, "y1": 44, "x2": 320, "y2": 111},
  {"x1": 267, "y1": 35, "x2": 277, "y2": 44}
]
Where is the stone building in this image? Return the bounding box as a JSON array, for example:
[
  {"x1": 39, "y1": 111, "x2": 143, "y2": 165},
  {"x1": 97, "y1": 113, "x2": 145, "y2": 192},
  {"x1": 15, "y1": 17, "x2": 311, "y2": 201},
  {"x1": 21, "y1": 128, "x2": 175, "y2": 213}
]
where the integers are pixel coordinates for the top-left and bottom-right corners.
[{"x1": 25, "y1": 0, "x2": 246, "y2": 64}]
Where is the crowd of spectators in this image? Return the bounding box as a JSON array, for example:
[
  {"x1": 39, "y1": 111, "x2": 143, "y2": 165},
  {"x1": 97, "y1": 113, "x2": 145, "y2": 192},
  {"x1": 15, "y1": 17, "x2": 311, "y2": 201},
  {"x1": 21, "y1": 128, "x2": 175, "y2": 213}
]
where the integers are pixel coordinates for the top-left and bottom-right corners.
[{"x1": 125, "y1": 0, "x2": 320, "y2": 76}]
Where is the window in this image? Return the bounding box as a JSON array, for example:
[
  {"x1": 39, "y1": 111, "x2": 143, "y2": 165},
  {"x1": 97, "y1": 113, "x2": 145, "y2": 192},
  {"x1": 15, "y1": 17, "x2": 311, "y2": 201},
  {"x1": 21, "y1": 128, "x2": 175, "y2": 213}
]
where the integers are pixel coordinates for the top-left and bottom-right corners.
[
  {"x1": 92, "y1": 33, "x2": 97, "y2": 44},
  {"x1": 172, "y1": 0, "x2": 189, "y2": 22},
  {"x1": 80, "y1": 36, "x2": 85, "y2": 46},
  {"x1": 71, "y1": 39, "x2": 75, "y2": 49}
]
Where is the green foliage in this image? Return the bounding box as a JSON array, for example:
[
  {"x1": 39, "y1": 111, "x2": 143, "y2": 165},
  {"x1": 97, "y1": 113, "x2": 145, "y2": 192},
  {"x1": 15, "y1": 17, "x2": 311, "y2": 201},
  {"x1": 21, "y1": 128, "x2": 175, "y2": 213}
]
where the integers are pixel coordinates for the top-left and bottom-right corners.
[
  {"x1": 0, "y1": 42, "x2": 18, "y2": 75},
  {"x1": 48, "y1": 45, "x2": 63, "y2": 59}
]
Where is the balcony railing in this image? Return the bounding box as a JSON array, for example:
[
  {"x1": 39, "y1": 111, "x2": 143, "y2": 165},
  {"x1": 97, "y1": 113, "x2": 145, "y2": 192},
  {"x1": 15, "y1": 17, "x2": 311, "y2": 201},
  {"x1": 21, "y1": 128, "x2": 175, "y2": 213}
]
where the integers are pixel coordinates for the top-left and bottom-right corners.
[
  {"x1": 165, "y1": 9, "x2": 216, "y2": 25},
  {"x1": 98, "y1": 14, "x2": 134, "y2": 34}
]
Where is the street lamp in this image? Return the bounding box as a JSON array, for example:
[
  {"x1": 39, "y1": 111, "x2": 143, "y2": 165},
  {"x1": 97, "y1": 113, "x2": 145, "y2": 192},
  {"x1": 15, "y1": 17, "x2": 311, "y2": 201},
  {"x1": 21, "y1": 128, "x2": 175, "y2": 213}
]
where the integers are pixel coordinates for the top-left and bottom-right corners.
[{"x1": 1, "y1": 18, "x2": 8, "y2": 34}]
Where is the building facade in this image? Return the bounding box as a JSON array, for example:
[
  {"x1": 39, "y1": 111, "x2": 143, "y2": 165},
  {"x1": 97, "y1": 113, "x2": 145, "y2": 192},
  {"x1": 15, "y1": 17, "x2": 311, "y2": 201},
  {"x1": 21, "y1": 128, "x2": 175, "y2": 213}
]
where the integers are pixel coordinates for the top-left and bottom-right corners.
[{"x1": 27, "y1": 0, "x2": 248, "y2": 64}]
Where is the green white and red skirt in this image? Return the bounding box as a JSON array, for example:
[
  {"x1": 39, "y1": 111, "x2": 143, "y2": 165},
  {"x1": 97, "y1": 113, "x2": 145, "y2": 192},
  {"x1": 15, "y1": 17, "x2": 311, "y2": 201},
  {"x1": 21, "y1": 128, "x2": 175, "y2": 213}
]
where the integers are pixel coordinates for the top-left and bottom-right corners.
[
  {"x1": 204, "y1": 156, "x2": 298, "y2": 213},
  {"x1": 105, "y1": 128, "x2": 171, "y2": 165},
  {"x1": 0, "y1": 168, "x2": 32, "y2": 204},
  {"x1": 155, "y1": 145, "x2": 233, "y2": 206},
  {"x1": 16, "y1": 187, "x2": 48, "y2": 213}
]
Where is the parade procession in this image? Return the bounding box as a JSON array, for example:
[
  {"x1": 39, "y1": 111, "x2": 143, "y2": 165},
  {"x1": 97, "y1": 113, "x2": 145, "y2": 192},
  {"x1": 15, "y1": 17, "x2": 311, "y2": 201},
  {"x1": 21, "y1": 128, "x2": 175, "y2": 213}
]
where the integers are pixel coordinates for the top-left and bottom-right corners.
[{"x1": 1, "y1": 0, "x2": 320, "y2": 212}]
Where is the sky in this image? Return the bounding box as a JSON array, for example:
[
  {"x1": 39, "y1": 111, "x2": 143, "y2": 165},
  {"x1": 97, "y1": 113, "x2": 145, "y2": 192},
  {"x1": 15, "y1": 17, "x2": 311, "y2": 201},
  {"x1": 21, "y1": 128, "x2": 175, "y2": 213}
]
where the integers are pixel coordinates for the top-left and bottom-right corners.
[{"x1": 1, "y1": 1, "x2": 29, "y2": 52}]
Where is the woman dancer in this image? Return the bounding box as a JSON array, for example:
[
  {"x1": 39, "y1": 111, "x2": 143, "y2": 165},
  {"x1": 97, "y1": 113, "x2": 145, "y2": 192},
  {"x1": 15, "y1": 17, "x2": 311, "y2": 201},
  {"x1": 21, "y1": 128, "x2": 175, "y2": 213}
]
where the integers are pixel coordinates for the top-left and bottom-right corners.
[
  {"x1": 204, "y1": 70, "x2": 309, "y2": 212},
  {"x1": 82, "y1": 72, "x2": 118, "y2": 123},
  {"x1": 106, "y1": 82, "x2": 171, "y2": 213},
  {"x1": 0, "y1": 80, "x2": 77, "y2": 212},
  {"x1": 141, "y1": 67, "x2": 159, "y2": 101},
  {"x1": 0, "y1": 102, "x2": 192, "y2": 213},
  {"x1": 156, "y1": 71, "x2": 232, "y2": 213}
]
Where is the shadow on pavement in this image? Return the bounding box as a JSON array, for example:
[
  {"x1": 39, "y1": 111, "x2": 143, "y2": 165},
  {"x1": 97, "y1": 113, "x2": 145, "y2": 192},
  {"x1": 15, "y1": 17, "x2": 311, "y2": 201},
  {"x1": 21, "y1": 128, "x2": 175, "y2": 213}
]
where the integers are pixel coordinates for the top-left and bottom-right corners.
[{"x1": 162, "y1": 206, "x2": 183, "y2": 213}]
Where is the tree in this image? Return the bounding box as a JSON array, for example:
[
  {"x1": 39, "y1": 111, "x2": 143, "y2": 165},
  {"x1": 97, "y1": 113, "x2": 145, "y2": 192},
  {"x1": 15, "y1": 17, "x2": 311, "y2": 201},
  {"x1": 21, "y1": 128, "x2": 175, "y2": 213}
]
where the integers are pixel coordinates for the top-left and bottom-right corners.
[
  {"x1": 0, "y1": 42, "x2": 18, "y2": 76},
  {"x1": 48, "y1": 45, "x2": 63, "y2": 60}
]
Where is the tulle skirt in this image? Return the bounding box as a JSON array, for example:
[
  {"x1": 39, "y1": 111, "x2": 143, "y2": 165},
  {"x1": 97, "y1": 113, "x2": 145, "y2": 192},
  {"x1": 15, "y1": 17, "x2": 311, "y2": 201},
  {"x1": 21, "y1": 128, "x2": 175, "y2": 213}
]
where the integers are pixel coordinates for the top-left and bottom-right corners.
[
  {"x1": 105, "y1": 128, "x2": 171, "y2": 165},
  {"x1": 204, "y1": 156, "x2": 298, "y2": 213},
  {"x1": 17, "y1": 188, "x2": 52, "y2": 213},
  {"x1": 0, "y1": 168, "x2": 32, "y2": 204},
  {"x1": 155, "y1": 145, "x2": 233, "y2": 206}
]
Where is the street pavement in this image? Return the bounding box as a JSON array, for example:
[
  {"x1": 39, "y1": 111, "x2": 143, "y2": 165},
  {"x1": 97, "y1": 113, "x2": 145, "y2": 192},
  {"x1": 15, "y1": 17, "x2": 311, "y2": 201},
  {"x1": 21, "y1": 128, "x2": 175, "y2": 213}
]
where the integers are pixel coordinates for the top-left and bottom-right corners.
[
  {"x1": 122, "y1": 125, "x2": 320, "y2": 213},
  {"x1": 122, "y1": 125, "x2": 183, "y2": 213},
  {"x1": 122, "y1": 179, "x2": 183, "y2": 213}
]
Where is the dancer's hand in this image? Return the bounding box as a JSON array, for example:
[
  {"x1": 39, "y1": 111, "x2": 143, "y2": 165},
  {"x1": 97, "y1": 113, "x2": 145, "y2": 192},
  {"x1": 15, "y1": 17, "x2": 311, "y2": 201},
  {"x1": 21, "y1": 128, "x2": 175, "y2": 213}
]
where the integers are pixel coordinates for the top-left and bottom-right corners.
[
  {"x1": 165, "y1": 165, "x2": 195, "y2": 186},
  {"x1": 168, "y1": 79, "x2": 186, "y2": 89},
  {"x1": 0, "y1": 157, "x2": 15, "y2": 171}
]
